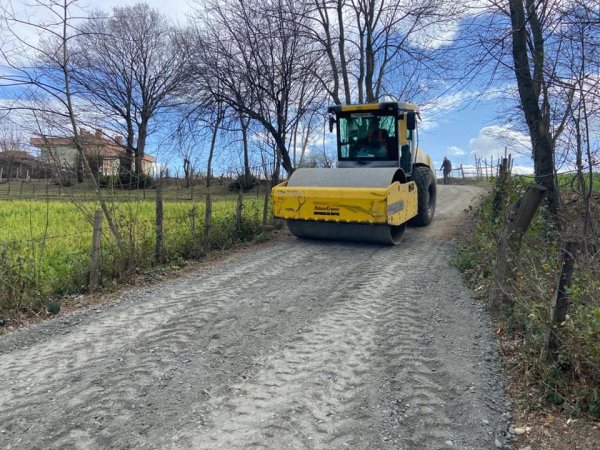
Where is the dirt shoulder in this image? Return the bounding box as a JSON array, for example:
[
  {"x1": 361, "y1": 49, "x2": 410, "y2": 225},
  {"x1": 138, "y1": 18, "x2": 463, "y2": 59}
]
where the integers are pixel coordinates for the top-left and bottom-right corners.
[
  {"x1": 502, "y1": 335, "x2": 600, "y2": 450},
  {"x1": 0, "y1": 185, "x2": 512, "y2": 450}
]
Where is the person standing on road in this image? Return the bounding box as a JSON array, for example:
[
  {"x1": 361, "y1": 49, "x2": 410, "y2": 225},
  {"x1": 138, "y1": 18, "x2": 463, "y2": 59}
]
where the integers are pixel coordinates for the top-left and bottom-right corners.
[{"x1": 440, "y1": 157, "x2": 452, "y2": 185}]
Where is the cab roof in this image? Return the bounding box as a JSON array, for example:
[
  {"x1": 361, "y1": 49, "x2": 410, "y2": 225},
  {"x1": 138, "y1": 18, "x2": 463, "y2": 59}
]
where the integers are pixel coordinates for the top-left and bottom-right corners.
[{"x1": 327, "y1": 101, "x2": 418, "y2": 114}]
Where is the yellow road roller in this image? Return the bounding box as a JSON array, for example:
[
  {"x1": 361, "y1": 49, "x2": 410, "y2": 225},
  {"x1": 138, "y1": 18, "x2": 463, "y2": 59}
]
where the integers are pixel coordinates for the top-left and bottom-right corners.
[{"x1": 272, "y1": 101, "x2": 436, "y2": 244}]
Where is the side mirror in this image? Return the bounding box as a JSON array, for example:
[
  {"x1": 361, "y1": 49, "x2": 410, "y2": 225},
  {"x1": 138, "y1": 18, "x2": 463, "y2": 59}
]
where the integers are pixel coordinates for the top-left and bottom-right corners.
[
  {"x1": 329, "y1": 115, "x2": 336, "y2": 133},
  {"x1": 406, "y1": 111, "x2": 416, "y2": 131}
]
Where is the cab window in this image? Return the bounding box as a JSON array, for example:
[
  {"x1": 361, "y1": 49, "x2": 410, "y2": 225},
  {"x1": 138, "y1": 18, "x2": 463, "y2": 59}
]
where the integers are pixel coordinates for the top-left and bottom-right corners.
[{"x1": 338, "y1": 113, "x2": 397, "y2": 161}]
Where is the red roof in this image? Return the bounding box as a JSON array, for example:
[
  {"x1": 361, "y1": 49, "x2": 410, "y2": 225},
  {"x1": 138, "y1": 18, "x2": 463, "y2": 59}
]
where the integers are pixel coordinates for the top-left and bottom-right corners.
[{"x1": 30, "y1": 130, "x2": 156, "y2": 163}]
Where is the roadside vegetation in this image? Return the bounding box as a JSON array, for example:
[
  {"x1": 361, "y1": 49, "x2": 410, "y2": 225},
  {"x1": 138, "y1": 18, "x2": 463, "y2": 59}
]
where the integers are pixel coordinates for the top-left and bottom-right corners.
[
  {"x1": 456, "y1": 174, "x2": 600, "y2": 419},
  {"x1": 0, "y1": 181, "x2": 272, "y2": 326}
]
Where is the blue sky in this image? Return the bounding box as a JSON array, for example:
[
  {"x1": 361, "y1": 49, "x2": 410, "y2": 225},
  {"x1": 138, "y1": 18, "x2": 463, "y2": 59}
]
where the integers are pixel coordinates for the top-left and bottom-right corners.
[
  {"x1": 1, "y1": 0, "x2": 536, "y2": 176},
  {"x1": 421, "y1": 96, "x2": 533, "y2": 174}
]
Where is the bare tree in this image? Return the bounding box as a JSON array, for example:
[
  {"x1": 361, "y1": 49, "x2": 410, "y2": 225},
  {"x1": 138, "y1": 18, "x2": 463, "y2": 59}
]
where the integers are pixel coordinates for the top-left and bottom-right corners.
[
  {"x1": 188, "y1": 0, "x2": 327, "y2": 176},
  {"x1": 555, "y1": 1, "x2": 600, "y2": 237},
  {"x1": 71, "y1": 3, "x2": 187, "y2": 182},
  {"x1": 304, "y1": 0, "x2": 453, "y2": 104},
  {"x1": 507, "y1": 0, "x2": 567, "y2": 217}
]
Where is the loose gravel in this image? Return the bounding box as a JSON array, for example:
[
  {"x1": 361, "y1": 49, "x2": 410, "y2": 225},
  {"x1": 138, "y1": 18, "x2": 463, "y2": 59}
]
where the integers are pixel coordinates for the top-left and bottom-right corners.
[{"x1": 0, "y1": 185, "x2": 512, "y2": 449}]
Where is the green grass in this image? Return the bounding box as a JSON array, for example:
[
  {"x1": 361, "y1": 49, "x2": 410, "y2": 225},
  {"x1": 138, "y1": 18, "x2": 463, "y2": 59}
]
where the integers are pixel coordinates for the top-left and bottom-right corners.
[
  {"x1": 0, "y1": 193, "x2": 269, "y2": 321},
  {"x1": 515, "y1": 172, "x2": 600, "y2": 193}
]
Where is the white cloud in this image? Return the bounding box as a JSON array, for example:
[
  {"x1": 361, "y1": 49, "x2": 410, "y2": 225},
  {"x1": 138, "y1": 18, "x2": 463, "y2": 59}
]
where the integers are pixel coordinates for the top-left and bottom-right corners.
[
  {"x1": 447, "y1": 145, "x2": 465, "y2": 156},
  {"x1": 511, "y1": 165, "x2": 534, "y2": 175},
  {"x1": 409, "y1": 20, "x2": 460, "y2": 50},
  {"x1": 418, "y1": 87, "x2": 510, "y2": 131},
  {"x1": 419, "y1": 91, "x2": 472, "y2": 131},
  {"x1": 469, "y1": 124, "x2": 531, "y2": 159}
]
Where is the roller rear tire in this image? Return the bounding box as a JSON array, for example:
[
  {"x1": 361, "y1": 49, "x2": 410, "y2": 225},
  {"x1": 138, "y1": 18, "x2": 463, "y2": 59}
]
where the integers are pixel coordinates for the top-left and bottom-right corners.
[{"x1": 410, "y1": 166, "x2": 436, "y2": 226}]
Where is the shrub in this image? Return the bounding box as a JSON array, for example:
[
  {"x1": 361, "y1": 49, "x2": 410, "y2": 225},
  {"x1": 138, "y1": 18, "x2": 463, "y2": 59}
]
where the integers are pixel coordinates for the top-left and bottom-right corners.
[
  {"x1": 99, "y1": 173, "x2": 155, "y2": 189},
  {"x1": 229, "y1": 173, "x2": 258, "y2": 192},
  {"x1": 455, "y1": 176, "x2": 600, "y2": 418}
]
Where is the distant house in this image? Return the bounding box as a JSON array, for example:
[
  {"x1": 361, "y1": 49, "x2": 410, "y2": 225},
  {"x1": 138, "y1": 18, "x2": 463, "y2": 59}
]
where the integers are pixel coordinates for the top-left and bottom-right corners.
[
  {"x1": 30, "y1": 129, "x2": 156, "y2": 177},
  {"x1": 0, "y1": 150, "x2": 43, "y2": 180}
]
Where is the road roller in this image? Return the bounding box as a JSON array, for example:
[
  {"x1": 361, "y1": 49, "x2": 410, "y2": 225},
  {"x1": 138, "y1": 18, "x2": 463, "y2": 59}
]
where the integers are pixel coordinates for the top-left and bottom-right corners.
[{"x1": 272, "y1": 101, "x2": 436, "y2": 245}]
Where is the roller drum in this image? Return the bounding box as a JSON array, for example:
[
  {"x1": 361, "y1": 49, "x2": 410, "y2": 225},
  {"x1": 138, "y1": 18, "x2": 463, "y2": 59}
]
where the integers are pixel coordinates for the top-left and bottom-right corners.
[
  {"x1": 287, "y1": 220, "x2": 406, "y2": 245},
  {"x1": 285, "y1": 168, "x2": 407, "y2": 245}
]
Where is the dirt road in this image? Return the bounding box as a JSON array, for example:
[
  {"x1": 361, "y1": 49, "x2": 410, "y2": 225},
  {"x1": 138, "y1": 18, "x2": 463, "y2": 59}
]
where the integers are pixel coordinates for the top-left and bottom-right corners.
[{"x1": 0, "y1": 185, "x2": 511, "y2": 449}]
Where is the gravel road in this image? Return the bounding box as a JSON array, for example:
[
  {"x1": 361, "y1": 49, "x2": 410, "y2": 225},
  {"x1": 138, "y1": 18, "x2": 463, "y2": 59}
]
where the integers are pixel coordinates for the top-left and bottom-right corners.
[{"x1": 0, "y1": 185, "x2": 512, "y2": 449}]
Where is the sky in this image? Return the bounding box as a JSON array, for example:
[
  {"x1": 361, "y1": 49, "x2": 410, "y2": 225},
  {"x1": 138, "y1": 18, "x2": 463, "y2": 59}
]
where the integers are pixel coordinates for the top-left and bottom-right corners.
[
  {"x1": 421, "y1": 93, "x2": 534, "y2": 175},
  {"x1": 0, "y1": 0, "x2": 536, "y2": 176}
]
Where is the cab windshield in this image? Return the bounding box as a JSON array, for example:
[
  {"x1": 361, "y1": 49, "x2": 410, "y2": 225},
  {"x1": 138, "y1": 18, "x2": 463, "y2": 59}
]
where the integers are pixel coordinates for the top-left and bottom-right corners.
[{"x1": 337, "y1": 113, "x2": 398, "y2": 161}]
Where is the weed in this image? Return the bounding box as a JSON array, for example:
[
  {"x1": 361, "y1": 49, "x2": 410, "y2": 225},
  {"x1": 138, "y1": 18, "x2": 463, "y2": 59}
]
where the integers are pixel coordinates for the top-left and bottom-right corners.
[{"x1": 456, "y1": 177, "x2": 600, "y2": 418}]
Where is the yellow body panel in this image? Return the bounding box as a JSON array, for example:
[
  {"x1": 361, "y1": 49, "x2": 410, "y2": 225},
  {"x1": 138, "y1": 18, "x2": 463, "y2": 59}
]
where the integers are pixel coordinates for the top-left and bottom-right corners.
[
  {"x1": 272, "y1": 181, "x2": 418, "y2": 226},
  {"x1": 414, "y1": 146, "x2": 432, "y2": 168}
]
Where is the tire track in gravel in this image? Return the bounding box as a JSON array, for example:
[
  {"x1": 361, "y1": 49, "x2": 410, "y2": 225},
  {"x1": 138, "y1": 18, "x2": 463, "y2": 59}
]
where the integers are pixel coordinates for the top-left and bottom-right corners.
[
  {"x1": 196, "y1": 249, "x2": 407, "y2": 449},
  {"x1": 0, "y1": 185, "x2": 511, "y2": 450}
]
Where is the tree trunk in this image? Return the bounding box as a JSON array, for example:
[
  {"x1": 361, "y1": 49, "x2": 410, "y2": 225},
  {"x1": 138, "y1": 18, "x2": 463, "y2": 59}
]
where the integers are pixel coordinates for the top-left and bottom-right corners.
[
  {"x1": 276, "y1": 136, "x2": 293, "y2": 176},
  {"x1": 542, "y1": 241, "x2": 577, "y2": 363},
  {"x1": 59, "y1": 0, "x2": 124, "y2": 252},
  {"x1": 337, "y1": 0, "x2": 351, "y2": 104},
  {"x1": 183, "y1": 158, "x2": 191, "y2": 189},
  {"x1": 204, "y1": 112, "x2": 222, "y2": 244},
  {"x1": 508, "y1": 0, "x2": 560, "y2": 219},
  {"x1": 240, "y1": 116, "x2": 251, "y2": 179},
  {"x1": 75, "y1": 151, "x2": 84, "y2": 183},
  {"x1": 135, "y1": 119, "x2": 149, "y2": 181},
  {"x1": 489, "y1": 184, "x2": 547, "y2": 312}
]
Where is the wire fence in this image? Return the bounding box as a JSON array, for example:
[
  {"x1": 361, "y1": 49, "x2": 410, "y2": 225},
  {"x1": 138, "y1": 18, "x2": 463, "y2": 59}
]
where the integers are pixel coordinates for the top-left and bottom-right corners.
[{"x1": 0, "y1": 175, "x2": 272, "y2": 320}]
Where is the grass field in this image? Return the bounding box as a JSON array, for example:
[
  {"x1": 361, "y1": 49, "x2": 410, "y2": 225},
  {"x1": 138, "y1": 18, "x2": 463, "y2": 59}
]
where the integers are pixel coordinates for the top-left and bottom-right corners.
[
  {"x1": 0, "y1": 185, "x2": 269, "y2": 321},
  {"x1": 515, "y1": 172, "x2": 600, "y2": 192}
]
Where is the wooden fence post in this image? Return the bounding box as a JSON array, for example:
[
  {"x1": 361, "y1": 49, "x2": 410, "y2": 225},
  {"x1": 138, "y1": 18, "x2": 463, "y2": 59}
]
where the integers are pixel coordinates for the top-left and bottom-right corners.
[
  {"x1": 235, "y1": 187, "x2": 244, "y2": 236},
  {"x1": 89, "y1": 210, "x2": 103, "y2": 292},
  {"x1": 155, "y1": 178, "x2": 164, "y2": 263},
  {"x1": 492, "y1": 157, "x2": 510, "y2": 214},
  {"x1": 204, "y1": 191, "x2": 212, "y2": 242},
  {"x1": 190, "y1": 204, "x2": 197, "y2": 246},
  {"x1": 484, "y1": 157, "x2": 488, "y2": 179},
  {"x1": 543, "y1": 241, "x2": 578, "y2": 362}
]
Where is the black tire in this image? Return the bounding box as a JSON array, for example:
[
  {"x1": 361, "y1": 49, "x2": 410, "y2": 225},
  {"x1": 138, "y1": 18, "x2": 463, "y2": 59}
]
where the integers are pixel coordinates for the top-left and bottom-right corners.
[{"x1": 410, "y1": 165, "x2": 436, "y2": 226}]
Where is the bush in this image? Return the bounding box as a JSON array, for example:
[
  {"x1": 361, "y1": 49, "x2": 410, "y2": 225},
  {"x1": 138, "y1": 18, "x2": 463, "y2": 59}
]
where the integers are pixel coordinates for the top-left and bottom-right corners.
[
  {"x1": 229, "y1": 173, "x2": 258, "y2": 192},
  {"x1": 99, "y1": 173, "x2": 155, "y2": 189}
]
